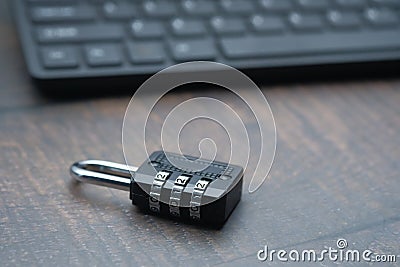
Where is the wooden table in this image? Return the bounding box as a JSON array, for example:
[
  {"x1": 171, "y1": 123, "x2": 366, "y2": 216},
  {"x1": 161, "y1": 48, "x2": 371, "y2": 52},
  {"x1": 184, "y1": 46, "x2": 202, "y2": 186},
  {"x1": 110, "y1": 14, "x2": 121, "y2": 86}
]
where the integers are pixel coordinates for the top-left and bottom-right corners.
[{"x1": 1, "y1": 1, "x2": 399, "y2": 266}]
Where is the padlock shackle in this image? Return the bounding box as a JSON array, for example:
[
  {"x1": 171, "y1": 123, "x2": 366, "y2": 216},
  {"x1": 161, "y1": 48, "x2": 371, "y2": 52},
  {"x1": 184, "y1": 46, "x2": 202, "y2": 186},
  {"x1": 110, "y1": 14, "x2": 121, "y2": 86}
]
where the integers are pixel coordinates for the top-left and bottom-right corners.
[{"x1": 70, "y1": 160, "x2": 138, "y2": 191}]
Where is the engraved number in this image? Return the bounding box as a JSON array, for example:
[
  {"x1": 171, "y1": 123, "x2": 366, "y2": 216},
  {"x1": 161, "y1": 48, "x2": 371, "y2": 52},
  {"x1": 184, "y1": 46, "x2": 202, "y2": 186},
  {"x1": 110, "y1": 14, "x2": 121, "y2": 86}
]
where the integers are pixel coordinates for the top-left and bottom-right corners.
[
  {"x1": 175, "y1": 175, "x2": 190, "y2": 186},
  {"x1": 155, "y1": 171, "x2": 170, "y2": 181},
  {"x1": 195, "y1": 180, "x2": 210, "y2": 190}
]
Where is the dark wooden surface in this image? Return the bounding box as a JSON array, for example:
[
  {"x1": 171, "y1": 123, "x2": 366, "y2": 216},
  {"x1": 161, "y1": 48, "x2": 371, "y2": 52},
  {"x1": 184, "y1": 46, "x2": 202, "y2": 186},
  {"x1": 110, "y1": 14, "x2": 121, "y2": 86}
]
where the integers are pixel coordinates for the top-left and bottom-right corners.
[{"x1": 1, "y1": 1, "x2": 400, "y2": 266}]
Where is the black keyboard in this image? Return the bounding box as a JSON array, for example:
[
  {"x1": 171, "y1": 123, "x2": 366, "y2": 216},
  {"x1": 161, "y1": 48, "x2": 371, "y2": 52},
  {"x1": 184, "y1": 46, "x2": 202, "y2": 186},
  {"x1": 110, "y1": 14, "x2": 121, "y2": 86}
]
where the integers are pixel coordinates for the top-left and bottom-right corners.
[{"x1": 12, "y1": 0, "x2": 400, "y2": 90}]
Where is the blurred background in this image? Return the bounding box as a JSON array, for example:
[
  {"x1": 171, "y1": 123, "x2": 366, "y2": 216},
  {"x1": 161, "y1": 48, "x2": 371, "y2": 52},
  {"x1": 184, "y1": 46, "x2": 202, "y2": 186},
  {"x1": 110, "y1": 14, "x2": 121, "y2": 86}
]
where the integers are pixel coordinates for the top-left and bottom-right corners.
[
  {"x1": 7, "y1": 0, "x2": 400, "y2": 95},
  {"x1": 1, "y1": 0, "x2": 400, "y2": 266}
]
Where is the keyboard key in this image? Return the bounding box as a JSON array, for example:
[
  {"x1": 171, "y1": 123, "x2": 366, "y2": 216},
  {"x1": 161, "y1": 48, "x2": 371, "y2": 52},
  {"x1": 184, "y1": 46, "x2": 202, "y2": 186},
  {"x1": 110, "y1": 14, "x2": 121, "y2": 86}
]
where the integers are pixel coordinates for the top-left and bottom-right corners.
[
  {"x1": 297, "y1": 0, "x2": 331, "y2": 10},
  {"x1": 143, "y1": 0, "x2": 177, "y2": 17},
  {"x1": 169, "y1": 39, "x2": 216, "y2": 61},
  {"x1": 127, "y1": 42, "x2": 165, "y2": 64},
  {"x1": 41, "y1": 46, "x2": 78, "y2": 69},
  {"x1": 211, "y1": 17, "x2": 246, "y2": 34},
  {"x1": 28, "y1": 0, "x2": 78, "y2": 2},
  {"x1": 259, "y1": 0, "x2": 293, "y2": 12},
  {"x1": 335, "y1": 0, "x2": 366, "y2": 8},
  {"x1": 102, "y1": 1, "x2": 136, "y2": 20},
  {"x1": 365, "y1": 8, "x2": 399, "y2": 27},
  {"x1": 327, "y1": 11, "x2": 362, "y2": 28},
  {"x1": 250, "y1": 15, "x2": 286, "y2": 33},
  {"x1": 220, "y1": 31, "x2": 400, "y2": 58},
  {"x1": 289, "y1": 13, "x2": 324, "y2": 31},
  {"x1": 171, "y1": 18, "x2": 206, "y2": 36},
  {"x1": 36, "y1": 25, "x2": 123, "y2": 43},
  {"x1": 131, "y1": 20, "x2": 164, "y2": 38},
  {"x1": 84, "y1": 44, "x2": 122, "y2": 67},
  {"x1": 369, "y1": 0, "x2": 400, "y2": 8},
  {"x1": 30, "y1": 5, "x2": 95, "y2": 22},
  {"x1": 220, "y1": 0, "x2": 254, "y2": 14},
  {"x1": 181, "y1": 0, "x2": 216, "y2": 15}
]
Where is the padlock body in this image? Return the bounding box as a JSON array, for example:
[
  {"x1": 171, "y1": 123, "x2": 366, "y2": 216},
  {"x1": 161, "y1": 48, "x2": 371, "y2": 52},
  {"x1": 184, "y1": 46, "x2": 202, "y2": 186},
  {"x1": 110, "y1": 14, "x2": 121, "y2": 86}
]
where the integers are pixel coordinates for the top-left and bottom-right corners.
[{"x1": 130, "y1": 151, "x2": 243, "y2": 227}]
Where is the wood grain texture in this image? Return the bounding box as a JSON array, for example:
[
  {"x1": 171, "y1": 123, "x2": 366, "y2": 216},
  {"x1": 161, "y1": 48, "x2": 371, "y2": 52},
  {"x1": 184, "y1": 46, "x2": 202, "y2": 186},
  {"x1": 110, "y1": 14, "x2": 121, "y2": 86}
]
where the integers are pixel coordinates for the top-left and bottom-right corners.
[
  {"x1": 1, "y1": 1, "x2": 400, "y2": 265},
  {"x1": 1, "y1": 81, "x2": 399, "y2": 266}
]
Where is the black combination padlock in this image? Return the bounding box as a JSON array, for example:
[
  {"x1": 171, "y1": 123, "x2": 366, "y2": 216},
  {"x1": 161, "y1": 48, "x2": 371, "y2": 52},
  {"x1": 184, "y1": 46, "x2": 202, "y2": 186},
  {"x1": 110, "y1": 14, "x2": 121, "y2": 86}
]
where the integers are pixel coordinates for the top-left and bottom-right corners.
[{"x1": 70, "y1": 151, "x2": 243, "y2": 227}]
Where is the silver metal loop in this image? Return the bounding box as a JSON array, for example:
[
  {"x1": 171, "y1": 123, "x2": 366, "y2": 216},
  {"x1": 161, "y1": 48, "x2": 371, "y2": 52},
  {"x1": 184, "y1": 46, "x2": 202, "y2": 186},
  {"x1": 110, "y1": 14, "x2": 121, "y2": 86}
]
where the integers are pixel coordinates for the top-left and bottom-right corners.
[{"x1": 70, "y1": 160, "x2": 138, "y2": 191}]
